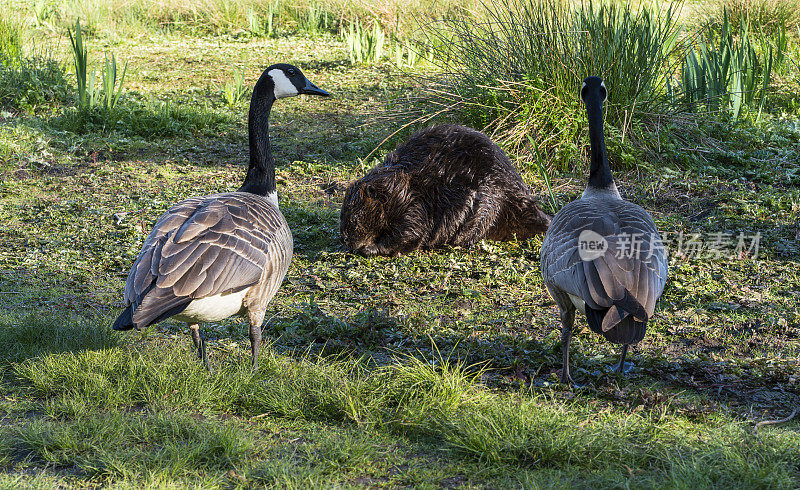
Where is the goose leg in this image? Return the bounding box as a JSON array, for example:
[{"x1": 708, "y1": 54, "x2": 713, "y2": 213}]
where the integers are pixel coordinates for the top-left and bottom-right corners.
[
  {"x1": 189, "y1": 324, "x2": 202, "y2": 358},
  {"x1": 559, "y1": 308, "x2": 577, "y2": 385},
  {"x1": 248, "y1": 309, "x2": 266, "y2": 371},
  {"x1": 615, "y1": 344, "x2": 629, "y2": 374},
  {"x1": 189, "y1": 323, "x2": 210, "y2": 371},
  {"x1": 249, "y1": 323, "x2": 261, "y2": 371}
]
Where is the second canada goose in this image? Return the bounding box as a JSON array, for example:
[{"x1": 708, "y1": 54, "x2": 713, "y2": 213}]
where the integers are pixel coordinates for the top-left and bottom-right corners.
[
  {"x1": 540, "y1": 76, "x2": 668, "y2": 384},
  {"x1": 340, "y1": 124, "x2": 551, "y2": 256},
  {"x1": 112, "y1": 63, "x2": 329, "y2": 369}
]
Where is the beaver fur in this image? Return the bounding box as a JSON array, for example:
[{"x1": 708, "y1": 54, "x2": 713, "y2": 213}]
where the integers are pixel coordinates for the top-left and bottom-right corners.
[{"x1": 340, "y1": 124, "x2": 551, "y2": 256}]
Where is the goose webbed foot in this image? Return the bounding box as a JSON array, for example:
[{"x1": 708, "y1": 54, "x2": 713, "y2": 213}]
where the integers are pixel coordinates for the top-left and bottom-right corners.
[{"x1": 559, "y1": 368, "x2": 585, "y2": 389}]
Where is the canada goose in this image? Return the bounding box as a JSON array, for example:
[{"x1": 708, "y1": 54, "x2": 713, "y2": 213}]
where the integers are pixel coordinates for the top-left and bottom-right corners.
[
  {"x1": 340, "y1": 124, "x2": 551, "y2": 256},
  {"x1": 540, "y1": 77, "x2": 668, "y2": 384},
  {"x1": 112, "y1": 63, "x2": 330, "y2": 369}
]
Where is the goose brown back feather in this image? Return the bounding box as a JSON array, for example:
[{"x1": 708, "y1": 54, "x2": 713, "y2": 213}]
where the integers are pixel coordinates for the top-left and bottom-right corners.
[
  {"x1": 540, "y1": 198, "x2": 668, "y2": 333},
  {"x1": 123, "y1": 193, "x2": 292, "y2": 330}
]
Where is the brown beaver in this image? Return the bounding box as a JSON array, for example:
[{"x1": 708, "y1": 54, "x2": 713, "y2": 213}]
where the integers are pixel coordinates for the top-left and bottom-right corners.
[{"x1": 340, "y1": 124, "x2": 551, "y2": 256}]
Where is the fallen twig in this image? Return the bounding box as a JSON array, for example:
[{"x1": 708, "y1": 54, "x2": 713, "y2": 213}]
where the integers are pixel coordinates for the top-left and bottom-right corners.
[{"x1": 753, "y1": 409, "x2": 798, "y2": 435}]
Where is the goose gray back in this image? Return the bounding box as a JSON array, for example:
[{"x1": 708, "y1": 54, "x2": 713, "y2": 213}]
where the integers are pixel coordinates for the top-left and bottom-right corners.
[
  {"x1": 112, "y1": 63, "x2": 329, "y2": 370},
  {"x1": 540, "y1": 76, "x2": 668, "y2": 384}
]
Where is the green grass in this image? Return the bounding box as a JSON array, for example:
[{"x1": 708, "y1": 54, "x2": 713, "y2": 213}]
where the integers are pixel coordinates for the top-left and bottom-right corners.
[
  {"x1": 2, "y1": 315, "x2": 798, "y2": 486},
  {"x1": 714, "y1": 0, "x2": 800, "y2": 32},
  {"x1": 0, "y1": 1, "x2": 798, "y2": 487},
  {"x1": 0, "y1": 17, "x2": 23, "y2": 67},
  {"x1": 0, "y1": 54, "x2": 71, "y2": 113},
  {"x1": 4, "y1": 0, "x2": 473, "y2": 40}
]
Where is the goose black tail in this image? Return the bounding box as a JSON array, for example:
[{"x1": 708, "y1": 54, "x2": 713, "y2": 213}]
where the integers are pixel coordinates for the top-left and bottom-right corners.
[
  {"x1": 585, "y1": 309, "x2": 647, "y2": 344},
  {"x1": 586, "y1": 291, "x2": 649, "y2": 345},
  {"x1": 112, "y1": 306, "x2": 135, "y2": 331}
]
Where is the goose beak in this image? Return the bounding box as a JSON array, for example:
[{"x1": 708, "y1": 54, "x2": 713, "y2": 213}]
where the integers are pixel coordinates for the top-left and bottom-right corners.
[{"x1": 300, "y1": 79, "x2": 330, "y2": 97}]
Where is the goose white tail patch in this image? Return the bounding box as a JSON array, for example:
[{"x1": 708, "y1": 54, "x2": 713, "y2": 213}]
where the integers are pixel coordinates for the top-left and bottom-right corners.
[
  {"x1": 269, "y1": 69, "x2": 298, "y2": 99},
  {"x1": 174, "y1": 288, "x2": 249, "y2": 323}
]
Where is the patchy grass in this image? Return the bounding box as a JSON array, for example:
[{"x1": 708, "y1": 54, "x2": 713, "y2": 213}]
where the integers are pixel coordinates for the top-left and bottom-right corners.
[{"x1": 0, "y1": 5, "x2": 798, "y2": 487}]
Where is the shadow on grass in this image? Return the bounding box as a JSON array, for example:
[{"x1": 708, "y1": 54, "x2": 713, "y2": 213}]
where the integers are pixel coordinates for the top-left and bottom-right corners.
[
  {"x1": 0, "y1": 269, "x2": 119, "y2": 367},
  {"x1": 269, "y1": 301, "x2": 800, "y2": 418},
  {"x1": 4, "y1": 294, "x2": 798, "y2": 488},
  {"x1": 0, "y1": 309, "x2": 118, "y2": 367}
]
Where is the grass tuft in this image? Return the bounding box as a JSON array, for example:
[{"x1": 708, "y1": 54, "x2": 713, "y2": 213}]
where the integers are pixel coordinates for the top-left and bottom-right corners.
[
  {"x1": 413, "y1": 0, "x2": 683, "y2": 170},
  {"x1": 215, "y1": 64, "x2": 248, "y2": 108},
  {"x1": 344, "y1": 18, "x2": 386, "y2": 64},
  {"x1": 49, "y1": 96, "x2": 235, "y2": 136},
  {"x1": 0, "y1": 54, "x2": 71, "y2": 112}
]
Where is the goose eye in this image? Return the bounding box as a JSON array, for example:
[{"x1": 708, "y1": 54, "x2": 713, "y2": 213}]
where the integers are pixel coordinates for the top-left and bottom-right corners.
[{"x1": 287, "y1": 68, "x2": 296, "y2": 76}]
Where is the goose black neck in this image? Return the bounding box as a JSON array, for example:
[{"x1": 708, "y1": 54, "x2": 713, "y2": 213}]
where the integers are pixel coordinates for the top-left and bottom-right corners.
[
  {"x1": 239, "y1": 75, "x2": 276, "y2": 196},
  {"x1": 585, "y1": 96, "x2": 614, "y2": 190}
]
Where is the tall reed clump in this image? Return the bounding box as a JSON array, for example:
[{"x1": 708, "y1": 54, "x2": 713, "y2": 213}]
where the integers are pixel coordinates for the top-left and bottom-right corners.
[
  {"x1": 344, "y1": 19, "x2": 385, "y2": 64},
  {"x1": 215, "y1": 65, "x2": 247, "y2": 108},
  {"x1": 411, "y1": 0, "x2": 683, "y2": 171},
  {"x1": 67, "y1": 19, "x2": 127, "y2": 114},
  {"x1": 297, "y1": 1, "x2": 336, "y2": 35},
  {"x1": 344, "y1": 17, "x2": 431, "y2": 68},
  {"x1": 678, "y1": 9, "x2": 782, "y2": 120},
  {"x1": 246, "y1": 3, "x2": 278, "y2": 37}
]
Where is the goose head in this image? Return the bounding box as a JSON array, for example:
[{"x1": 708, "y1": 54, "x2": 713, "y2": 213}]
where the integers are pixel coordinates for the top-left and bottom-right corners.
[
  {"x1": 580, "y1": 76, "x2": 607, "y2": 106},
  {"x1": 241, "y1": 63, "x2": 329, "y2": 197},
  {"x1": 264, "y1": 63, "x2": 330, "y2": 99}
]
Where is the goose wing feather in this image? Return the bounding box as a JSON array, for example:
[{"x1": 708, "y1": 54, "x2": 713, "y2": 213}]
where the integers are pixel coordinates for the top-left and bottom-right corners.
[
  {"x1": 122, "y1": 192, "x2": 291, "y2": 329},
  {"x1": 541, "y1": 198, "x2": 667, "y2": 318}
]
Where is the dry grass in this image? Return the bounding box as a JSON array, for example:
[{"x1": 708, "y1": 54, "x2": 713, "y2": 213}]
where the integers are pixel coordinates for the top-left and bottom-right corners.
[{"x1": 10, "y1": 0, "x2": 477, "y2": 38}]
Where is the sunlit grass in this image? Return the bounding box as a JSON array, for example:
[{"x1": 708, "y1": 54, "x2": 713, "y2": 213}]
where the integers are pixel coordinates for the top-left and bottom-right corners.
[{"x1": 3, "y1": 314, "x2": 798, "y2": 486}]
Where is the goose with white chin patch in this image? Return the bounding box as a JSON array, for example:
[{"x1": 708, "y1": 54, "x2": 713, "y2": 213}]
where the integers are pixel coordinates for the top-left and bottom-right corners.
[
  {"x1": 540, "y1": 76, "x2": 668, "y2": 385},
  {"x1": 112, "y1": 63, "x2": 329, "y2": 370}
]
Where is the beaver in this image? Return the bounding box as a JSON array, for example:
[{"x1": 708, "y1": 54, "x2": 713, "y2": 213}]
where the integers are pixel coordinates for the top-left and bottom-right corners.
[{"x1": 340, "y1": 124, "x2": 551, "y2": 256}]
